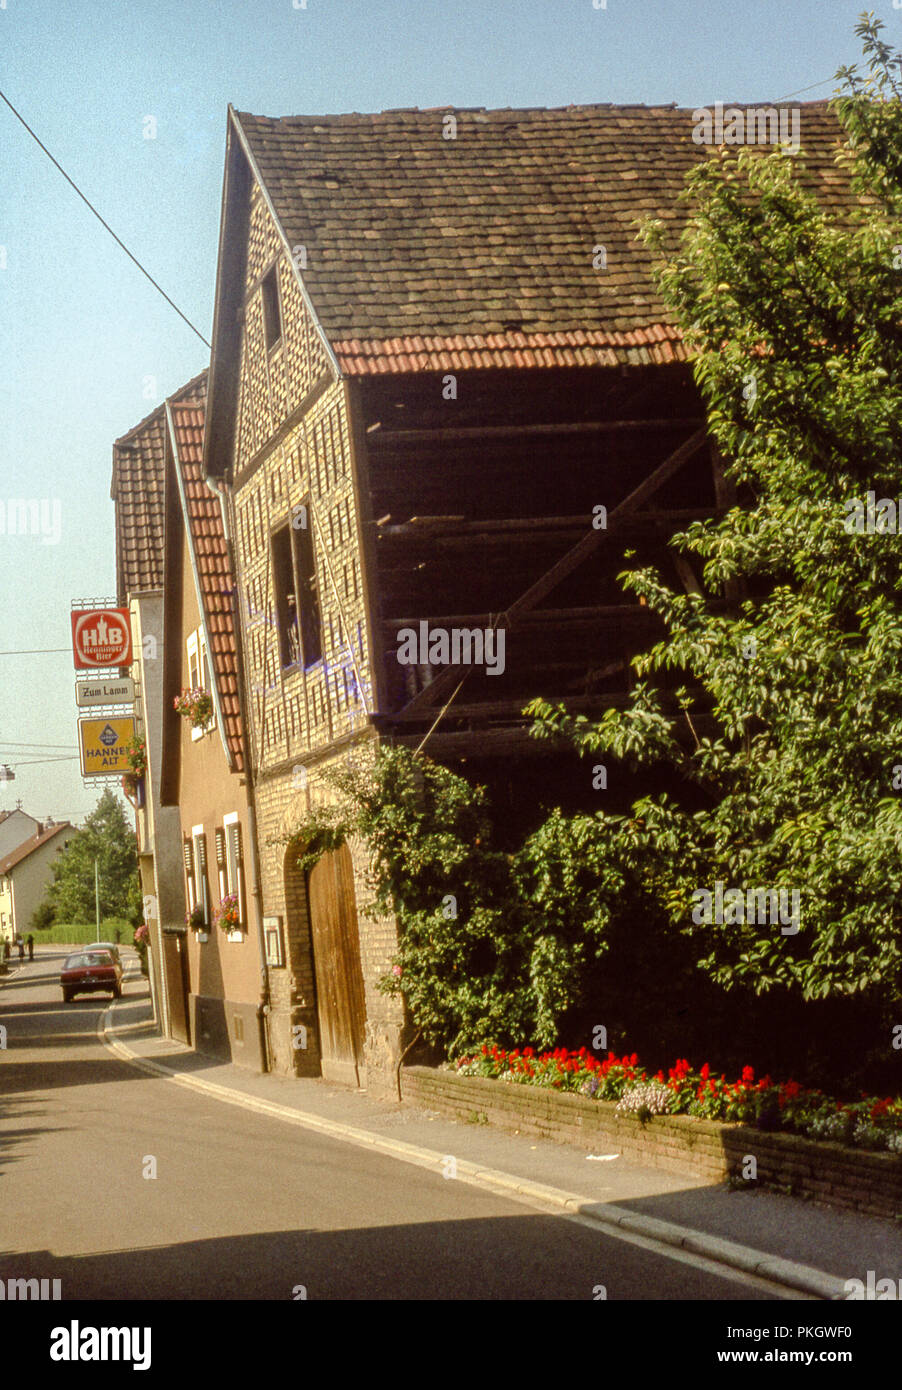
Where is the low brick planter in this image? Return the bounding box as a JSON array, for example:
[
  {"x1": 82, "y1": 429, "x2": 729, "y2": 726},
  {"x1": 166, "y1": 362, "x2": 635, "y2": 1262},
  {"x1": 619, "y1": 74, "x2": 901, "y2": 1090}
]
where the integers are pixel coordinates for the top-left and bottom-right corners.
[{"x1": 402, "y1": 1065, "x2": 902, "y2": 1219}]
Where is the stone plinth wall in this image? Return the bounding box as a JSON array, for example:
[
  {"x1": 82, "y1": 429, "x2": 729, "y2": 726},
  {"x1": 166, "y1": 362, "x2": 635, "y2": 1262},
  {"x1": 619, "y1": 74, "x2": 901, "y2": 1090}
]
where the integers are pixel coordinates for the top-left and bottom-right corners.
[{"x1": 402, "y1": 1067, "x2": 902, "y2": 1219}]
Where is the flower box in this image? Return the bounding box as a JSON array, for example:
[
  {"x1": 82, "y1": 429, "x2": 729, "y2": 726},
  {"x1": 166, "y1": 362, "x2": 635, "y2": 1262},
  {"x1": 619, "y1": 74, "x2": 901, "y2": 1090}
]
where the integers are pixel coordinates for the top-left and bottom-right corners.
[
  {"x1": 174, "y1": 687, "x2": 214, "y2": 730},
  {"x1": 120, "y1": 772, "x2": 145, "y2": 807},
  {"x1": 214, "y1": 893, "x2": 242, "y2": 936},
  {"x1": 196, "y1": 932, "x2": 209, "y2": 944},
  {"x1": 125, "y1": 733, "x2": 147, "y2": 778},
  {"x1": 186, "y1": 904, "x2": 207, "y2": 932}
]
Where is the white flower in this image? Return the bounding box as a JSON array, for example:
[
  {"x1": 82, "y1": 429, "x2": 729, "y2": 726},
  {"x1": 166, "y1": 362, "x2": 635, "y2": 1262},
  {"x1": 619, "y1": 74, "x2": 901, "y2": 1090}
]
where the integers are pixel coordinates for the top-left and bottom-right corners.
[
  {"x1": 615, "y1": 1083, "x2": 671, "y2": 1117},
  {"x1": 808, "y1": 1112, "x2": 850, "y2": 1141},
  {"x1": 853, "y1": 1119, "x2": 888, "y2": 1151}
]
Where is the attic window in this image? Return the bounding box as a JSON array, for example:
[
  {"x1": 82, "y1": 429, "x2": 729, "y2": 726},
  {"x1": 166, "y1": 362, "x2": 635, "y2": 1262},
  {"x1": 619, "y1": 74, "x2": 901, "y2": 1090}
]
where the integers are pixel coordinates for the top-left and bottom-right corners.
[{"x1": 261, "y1": 267, "x2": 282, "y2": 350}]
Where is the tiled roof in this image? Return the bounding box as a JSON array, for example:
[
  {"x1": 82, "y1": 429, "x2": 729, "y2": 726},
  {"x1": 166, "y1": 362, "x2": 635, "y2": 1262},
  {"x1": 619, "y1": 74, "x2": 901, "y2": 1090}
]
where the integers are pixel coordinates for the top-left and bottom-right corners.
[
  {"x1": 234, "y1": 101, "x2": 850, "y2": 373},
  {"x1": 168, "y1": 400, "x2": 244, "y2": 770},
  {"x1": 111, "y1": 370, "x2": 207, "y2": 598},
  {"x1": 333, "y1": 326, "x2": 687, "y2": 374},
  {"x1": 0, "y1": 822, "x2": 71, "y2": 875}
]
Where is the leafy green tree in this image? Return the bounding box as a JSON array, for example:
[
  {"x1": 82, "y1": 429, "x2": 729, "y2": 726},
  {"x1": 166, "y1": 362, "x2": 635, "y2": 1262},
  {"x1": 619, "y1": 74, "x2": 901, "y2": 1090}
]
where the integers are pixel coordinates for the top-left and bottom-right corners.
[
  {"x1": 42, "y1": 788, "x2": 139, "y2": 925},
  {"x1": 529, "y1": 14, "x2": 902, "y2": 1012},
  {"x1": 292, "y1": 747, "x2": 614, "y2": 1055},
  {"x1": 296, "y1": 17, "x2": 902, "y2": 1061},
  {"x1": 30, "y1": 900, "x2": 55, "y2": 932}
]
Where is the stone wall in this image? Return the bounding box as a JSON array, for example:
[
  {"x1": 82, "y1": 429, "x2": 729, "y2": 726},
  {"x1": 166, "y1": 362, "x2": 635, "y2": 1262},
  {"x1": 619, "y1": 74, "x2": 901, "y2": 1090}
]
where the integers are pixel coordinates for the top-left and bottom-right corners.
[{"x1": 402, "y1": 1067, "x2": 902, "y2": 1219}]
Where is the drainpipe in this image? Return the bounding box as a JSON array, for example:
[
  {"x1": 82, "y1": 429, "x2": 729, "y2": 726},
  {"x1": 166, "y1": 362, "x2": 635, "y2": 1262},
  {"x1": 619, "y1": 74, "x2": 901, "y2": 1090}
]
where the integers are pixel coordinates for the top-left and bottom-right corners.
[{"x1": 207, "y1": 473, "x2": 272, "y2": 1074}]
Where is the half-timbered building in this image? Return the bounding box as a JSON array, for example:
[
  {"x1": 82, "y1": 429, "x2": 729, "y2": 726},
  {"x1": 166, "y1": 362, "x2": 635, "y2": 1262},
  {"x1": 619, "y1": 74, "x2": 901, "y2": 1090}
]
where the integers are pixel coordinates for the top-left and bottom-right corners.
[{"x1": 201, "y1": 101, "x2": 847, "y2": 1092}]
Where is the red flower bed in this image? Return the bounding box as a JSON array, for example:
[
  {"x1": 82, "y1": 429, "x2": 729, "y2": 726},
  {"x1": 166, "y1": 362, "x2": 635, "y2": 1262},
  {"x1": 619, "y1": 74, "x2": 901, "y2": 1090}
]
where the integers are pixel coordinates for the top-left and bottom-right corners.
[{"x1": 453, "y1": 1045, "x2": 902, "y2": 1152}]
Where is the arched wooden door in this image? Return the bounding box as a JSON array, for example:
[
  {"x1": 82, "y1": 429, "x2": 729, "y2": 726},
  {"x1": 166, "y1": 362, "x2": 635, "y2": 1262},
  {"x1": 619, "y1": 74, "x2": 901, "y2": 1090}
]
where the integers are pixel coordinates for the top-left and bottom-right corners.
[{"x1": 307, "y1": 844, "x2": 366, "y2": 1087}]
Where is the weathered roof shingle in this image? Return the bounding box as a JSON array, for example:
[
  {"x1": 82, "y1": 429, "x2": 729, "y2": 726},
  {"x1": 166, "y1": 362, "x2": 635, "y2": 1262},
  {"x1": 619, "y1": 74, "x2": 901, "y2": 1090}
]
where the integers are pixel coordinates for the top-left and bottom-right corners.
[
  {"x1": 234, "y1": 101, "x2": 849, "y2": 373},
  {"x1": 111, "y1": 370, "x2": 207, "y2": 598}
]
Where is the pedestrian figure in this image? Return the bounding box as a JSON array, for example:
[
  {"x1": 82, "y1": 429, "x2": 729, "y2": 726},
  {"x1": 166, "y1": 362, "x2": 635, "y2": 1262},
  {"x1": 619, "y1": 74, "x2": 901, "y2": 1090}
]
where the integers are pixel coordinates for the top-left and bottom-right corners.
[
  {"x1": 26, "y1": 934, "x2": 34, "y2": 961},
  {"x1": 17, "y1": 939, "x2": 24, "y2": 960}
]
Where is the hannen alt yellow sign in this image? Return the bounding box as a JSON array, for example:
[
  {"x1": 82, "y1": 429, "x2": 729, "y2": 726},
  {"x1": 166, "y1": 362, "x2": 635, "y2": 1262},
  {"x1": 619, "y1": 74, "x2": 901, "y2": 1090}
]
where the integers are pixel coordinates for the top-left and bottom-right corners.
[{"x1": 78, "y1": 717, "x2": 136, "y2": 777}]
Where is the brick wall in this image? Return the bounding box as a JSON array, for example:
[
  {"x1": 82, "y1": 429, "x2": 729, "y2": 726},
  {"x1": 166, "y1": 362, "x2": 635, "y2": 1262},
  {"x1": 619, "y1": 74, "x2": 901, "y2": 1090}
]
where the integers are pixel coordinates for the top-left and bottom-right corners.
[
  {"x1": 251, "y1": 763, "x2": 332, "y2": 1081},
  {"x1": 402, "y1": 1068, "x2": 902, "y2": 1219},
  {"x1": 251, "y1": 746, "x2": 405, "y2": 1092},
  {"x1": 229, "y1": 177, "x2": 402, "y2": 1090},
  {"x1": 233, "y1": 379, "x2": 372, "y2": 765},
  {"x1": 236, "y1": 182, "x2": 330, "y2": 468},
  {"x1": 345, "y1": 825, "x2": 406, "y2": 1098}
]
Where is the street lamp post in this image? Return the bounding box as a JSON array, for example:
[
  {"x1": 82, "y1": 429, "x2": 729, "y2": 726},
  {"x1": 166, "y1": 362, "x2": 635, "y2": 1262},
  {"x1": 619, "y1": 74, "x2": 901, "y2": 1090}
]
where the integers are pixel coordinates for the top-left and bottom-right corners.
[{"x1": 94, "y1": 858, "x2": 100, "y2": 942}]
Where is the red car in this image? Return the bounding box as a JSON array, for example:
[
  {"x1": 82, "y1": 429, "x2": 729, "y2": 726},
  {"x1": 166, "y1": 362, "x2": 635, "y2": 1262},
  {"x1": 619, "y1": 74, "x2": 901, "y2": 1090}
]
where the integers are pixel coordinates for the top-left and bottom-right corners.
[{"x1": 60, "y1": 949, "x2": 123, "y2": 1003}]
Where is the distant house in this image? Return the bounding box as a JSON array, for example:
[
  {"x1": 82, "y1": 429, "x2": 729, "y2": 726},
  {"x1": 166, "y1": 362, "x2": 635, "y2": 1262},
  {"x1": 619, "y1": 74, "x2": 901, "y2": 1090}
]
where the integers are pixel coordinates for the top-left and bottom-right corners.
[
  {"x1": 0, "y1": 820, "x2": 73, "y2": 943},
  {"x1": 199, "y1": 100, "x2": 849, "y2": 1094},
  {"x1": 0, "y1": 808, "x2": 41, "y2": 860},
  {"x1": 157, "y1": 392, "x2": 267, "y2": 1068},
  {"x1": 110, "y1": 371, "x2": 207, "y2": 1036}
]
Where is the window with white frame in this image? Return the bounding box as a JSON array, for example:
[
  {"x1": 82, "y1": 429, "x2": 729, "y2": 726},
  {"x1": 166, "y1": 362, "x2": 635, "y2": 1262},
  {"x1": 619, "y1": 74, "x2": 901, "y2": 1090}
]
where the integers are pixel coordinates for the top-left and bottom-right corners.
[
  {"x1": 186, "y1": 628, "x2": 215, "y2": 740},
  {"x1": 184, "y1": 824, "x2": 209, "y2": 926},
  {"x1": 223, "y1": 812, "x2": 246, "y2": 931},
  {"x1": 182, "y1": 837, "x2": 196, "y2": 914},
  {"x1": 215, "y1": 827, "x2": 227, "y2": 902}
]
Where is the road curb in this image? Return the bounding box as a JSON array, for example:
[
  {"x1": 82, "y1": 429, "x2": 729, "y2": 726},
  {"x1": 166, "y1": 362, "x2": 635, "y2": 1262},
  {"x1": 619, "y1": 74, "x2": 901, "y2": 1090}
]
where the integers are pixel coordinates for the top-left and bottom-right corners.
[{"x1": 98, "y1": 1011, "x2": 847, "y2": 1301}]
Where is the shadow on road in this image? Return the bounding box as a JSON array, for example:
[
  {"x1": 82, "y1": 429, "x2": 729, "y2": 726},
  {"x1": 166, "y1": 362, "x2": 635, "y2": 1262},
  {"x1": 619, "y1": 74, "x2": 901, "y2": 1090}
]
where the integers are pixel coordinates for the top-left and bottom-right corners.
[
  {"x1": 0, "y1": 1218, "x2": 770, "y2": 1301},
  {"x1": 1, "y1": 1000, "x2": 119, "y2": 1017},
  {"x1": 0, "y1": 1096, "x2": 65, "y2": 1174},
  {"x1": 0, "y1": 1055, "x2": 160, "y2": 1094}
]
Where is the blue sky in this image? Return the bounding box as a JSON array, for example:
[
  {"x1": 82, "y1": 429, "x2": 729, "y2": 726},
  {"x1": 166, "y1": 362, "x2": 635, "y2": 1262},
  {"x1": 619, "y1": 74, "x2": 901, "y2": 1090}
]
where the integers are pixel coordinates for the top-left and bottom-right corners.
[{"x1": 0, "y1": 0, "x2": 890, "y2": 822}]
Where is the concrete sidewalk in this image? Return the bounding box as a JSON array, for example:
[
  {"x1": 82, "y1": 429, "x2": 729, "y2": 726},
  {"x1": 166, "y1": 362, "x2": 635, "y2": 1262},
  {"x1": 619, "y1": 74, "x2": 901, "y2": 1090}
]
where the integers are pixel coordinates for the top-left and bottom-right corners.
[{"x1": 100, "y1": 980, "x2": 902, "y2": 1301}]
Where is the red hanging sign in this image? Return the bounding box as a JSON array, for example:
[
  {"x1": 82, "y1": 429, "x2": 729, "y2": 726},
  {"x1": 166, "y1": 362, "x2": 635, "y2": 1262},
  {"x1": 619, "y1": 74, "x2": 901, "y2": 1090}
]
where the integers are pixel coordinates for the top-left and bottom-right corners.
[{"x1": 71, "y1": 608, "x2": 133, "y2": 669}]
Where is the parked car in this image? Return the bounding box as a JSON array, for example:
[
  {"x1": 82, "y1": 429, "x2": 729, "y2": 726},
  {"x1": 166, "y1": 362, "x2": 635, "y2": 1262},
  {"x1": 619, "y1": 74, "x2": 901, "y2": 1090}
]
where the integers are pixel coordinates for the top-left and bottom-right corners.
[
  {"x1": 60, "y1": 949, "x2": 123, "y2": 1003},
  {"x1": 89, "y1": 940, "x2": 121, "y2": 967}
]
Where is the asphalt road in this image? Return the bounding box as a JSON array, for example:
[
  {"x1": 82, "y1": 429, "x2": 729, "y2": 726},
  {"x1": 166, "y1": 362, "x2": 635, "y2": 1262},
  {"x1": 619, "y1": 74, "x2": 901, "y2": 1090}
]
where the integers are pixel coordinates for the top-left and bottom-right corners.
[{"x1": 0, "y1": 949, "x2": 783, "y2": 1300}]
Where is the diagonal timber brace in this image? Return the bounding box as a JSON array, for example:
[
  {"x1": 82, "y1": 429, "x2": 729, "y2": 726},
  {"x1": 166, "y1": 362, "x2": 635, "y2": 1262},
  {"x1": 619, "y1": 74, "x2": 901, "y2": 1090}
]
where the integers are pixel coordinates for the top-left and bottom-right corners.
[{"x1": 396, "y1": 426, "x2": 708, "y2": 716}]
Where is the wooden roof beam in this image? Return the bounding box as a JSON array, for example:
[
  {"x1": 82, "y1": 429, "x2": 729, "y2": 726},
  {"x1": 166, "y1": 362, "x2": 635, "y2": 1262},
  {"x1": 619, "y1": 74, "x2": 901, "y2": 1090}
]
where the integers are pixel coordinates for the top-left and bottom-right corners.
[
  {"x1": 383, "y1": 605, "x2": 660, "y2": 629},
  {"x1": 367, "y1": 417, "x2": 704, "y2": 447},
  {"x1": 375, "y1": 507, "x2": 718, "y2": 540},
  {"x1": 396, "y1": 425, "x2": 708, "y2": 715}
]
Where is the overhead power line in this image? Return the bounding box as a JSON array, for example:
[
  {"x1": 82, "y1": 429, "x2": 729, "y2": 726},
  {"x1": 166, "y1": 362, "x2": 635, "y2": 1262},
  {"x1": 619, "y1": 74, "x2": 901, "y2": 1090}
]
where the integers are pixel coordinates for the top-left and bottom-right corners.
[
  {"x1": 3, "y1": 756, "x2": 80, "y2": 767},
  {"x1": 3, "y1": 750, "x2": 77, "y2": 759},
  {"x1": 0, "y1": 742, "x2": 76, "y2": 750},
  {"x1": 0, "y1": 648, "x2": 71, "y2": 655},
  {"x1": 774, "y1": 76, "x2": 839, "y2": 103},
  {"x1": 0, "y1": 88, "x2": 211, "y2": 348}
]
